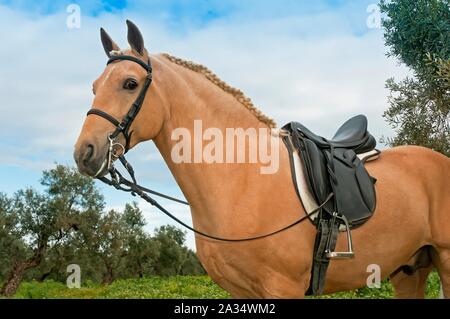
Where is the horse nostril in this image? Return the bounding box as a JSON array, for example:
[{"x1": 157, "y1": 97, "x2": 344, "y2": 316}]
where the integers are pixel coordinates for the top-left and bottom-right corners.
[{"x1": 82, "y1": 144, "x2": 95, "y2": 164}]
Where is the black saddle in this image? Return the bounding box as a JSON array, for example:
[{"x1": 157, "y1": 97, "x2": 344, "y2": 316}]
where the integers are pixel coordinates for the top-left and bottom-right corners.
[
  {"x1": 282, "y1": 115, "x2": 378, "y2": 296},
  {"x1": 283, "y1": 115, "x2": 377, "y2": 227}
]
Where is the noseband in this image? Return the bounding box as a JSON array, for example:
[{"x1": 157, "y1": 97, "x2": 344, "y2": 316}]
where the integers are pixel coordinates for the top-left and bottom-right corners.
[{"x1": 84, "y1": 54, "x2": 331, "y2": 242}]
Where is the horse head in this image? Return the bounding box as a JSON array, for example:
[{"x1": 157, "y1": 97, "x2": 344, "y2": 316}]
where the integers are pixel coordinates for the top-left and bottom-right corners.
[{"x1": 74, "y1": 20, "x2": 167, "y2": 177}]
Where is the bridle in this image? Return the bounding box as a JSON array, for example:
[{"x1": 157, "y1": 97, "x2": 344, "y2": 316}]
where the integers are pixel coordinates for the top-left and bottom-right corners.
[
  {"x1": 87, "y1": 54, "x2": 153, "y2": 175},
  {"x1": 85, "y1": 54, "x2": 333, "y2": 242}
]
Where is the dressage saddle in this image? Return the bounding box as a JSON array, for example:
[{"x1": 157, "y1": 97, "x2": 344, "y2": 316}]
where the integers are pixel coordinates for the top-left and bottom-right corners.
[
  {"x1": 282, "y1": 115, "x2": 379, "y2": 295},
  {"x1": 283, "y1": 115, "x2": 377, "y2": 227}
]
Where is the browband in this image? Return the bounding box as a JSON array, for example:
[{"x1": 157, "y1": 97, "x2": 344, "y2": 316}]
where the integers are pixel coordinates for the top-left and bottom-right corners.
[{"x1": 107, "y1": 55, "x2": 152, "y2": 73}]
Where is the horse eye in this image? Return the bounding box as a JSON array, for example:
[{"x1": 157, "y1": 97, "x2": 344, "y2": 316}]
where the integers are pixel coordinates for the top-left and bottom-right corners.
[{"x1": 123, "y1": 78, "x2": 138, "y2": 90}]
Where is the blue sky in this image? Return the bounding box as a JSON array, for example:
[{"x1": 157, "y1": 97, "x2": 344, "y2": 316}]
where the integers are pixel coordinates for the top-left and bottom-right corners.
[
  {"x1": 0, "y1": 0, "x2": 378, "y2": 33},
  {"x1": 0, "y1": 1, "x2": 407, "y2": 248}
]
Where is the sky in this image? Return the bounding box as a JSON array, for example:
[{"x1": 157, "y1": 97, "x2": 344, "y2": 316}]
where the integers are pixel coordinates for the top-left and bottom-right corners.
[{"x1": 0, "y1": 0, "x2": 409, "y2": 249}]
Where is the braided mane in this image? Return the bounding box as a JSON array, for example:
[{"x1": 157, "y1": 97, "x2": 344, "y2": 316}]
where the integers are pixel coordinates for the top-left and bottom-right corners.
[{"x1": 161, "y1": 53, "x2": 277, "y2": 128}]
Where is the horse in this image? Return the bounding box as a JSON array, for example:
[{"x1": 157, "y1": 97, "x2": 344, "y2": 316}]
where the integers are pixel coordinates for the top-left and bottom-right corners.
[{"x1": 74, "y1": 21, "x2": 450, "y2": 298}]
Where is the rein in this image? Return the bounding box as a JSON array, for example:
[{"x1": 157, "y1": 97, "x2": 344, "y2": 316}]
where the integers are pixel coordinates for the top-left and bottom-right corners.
[{"x1": 86, "y1": 54, "x2": 333, "y2": 242}]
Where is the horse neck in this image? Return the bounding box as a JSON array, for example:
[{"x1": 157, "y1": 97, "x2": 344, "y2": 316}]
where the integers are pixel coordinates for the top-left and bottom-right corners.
[{"x1": 152, "y1": 56, "x2": 277, "y2": 229}]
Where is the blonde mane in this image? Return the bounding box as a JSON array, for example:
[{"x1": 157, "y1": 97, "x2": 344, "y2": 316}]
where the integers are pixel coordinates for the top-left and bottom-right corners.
[{"x1": 161, "y1": 53, "x2": 277, "y2": 128}]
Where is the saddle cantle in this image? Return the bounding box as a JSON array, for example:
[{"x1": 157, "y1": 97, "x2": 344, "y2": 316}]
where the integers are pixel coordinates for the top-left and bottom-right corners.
[{"x1": 282, "y1": 115, "x2": 379, "y2": 296}]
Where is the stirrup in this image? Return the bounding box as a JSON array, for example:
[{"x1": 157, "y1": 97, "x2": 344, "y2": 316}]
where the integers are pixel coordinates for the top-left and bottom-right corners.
[{"x1": 325, "y1": 213, "x2": 354, "y2": 259}]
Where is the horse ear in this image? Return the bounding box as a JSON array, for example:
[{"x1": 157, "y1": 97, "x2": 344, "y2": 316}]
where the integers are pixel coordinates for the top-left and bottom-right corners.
[
  {"x1": 100, "y1": 28, "x2": 120, "y2": 58},
  {"x1": 126, "y1": 20, "x2": 145, "y2": 55}
]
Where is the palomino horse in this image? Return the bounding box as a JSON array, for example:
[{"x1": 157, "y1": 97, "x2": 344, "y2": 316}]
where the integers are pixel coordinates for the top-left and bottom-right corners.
[{"x1": 74, "y1": 21, "x2": 450, "y2": 298}]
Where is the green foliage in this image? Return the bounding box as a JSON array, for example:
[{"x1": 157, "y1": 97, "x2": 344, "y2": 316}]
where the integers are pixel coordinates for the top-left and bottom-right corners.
[
  {"x1": 0, "y1": 193, "x2": 22, "y2": 279},
  {"x1": 380, "y1": 0, "x2": 450, "y2": 81},
  {"x1": 180, "y1": 250, "x2": 206, "y2": 276},
  {"x1": 11, "y1": 274, "x2": 442, "y2": 299},
  {"x1": 151, "y1": 225, "x2": 205, "y2": 276},
  {"x1": 41, "y1": 164, "x2": 104, "y2": 213},
  {"x1": 155, "y1": 225, "x2": 186, "y2": 246},
  {"x1": 427, "y1": 53, "x2": 450, "y2": 91},
  {"x1": 79, "y1": 202, "x2": 162, "y2": 284},
  {"x1": 382, "y1": 77, "x2": 449, "y2": 155},
  {"x1": 13, "y1": 276, "x2": 230, "y2": 299},
  {"x1": 379, "y1": 0, "x2": 450, "y2": 155},
  {"x1": 100, "y1": 277, "x2": 227, "y2": 299},
  {"x1": 0, "y1": 165, "x2": 107, "y2": 296},
  {"x1": 425, "y1": 271, "x2": 442, "y2": 299},
  {"x1": 1, "y1": 165, "x2": 205, "y2": 296},
  {"x1": 312, "y1": 280, "x2": 394, "y2": 299}
]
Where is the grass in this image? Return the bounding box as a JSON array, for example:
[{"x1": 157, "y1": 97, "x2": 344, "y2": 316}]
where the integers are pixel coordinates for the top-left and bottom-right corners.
[
  {"x1": 11, "y1": 272, "x2": 442, "y2": 299},
  {"x1": 13, "y1": 276, "x2": 230, "y2": 299},
  {"x1": 313, "y1": 271, "x2": 441, "y2": 299}
]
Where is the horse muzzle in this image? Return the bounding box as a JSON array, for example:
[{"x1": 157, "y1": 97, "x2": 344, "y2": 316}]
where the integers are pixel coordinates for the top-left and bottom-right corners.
[{"x1": 73, "y1": 140, "x2": 109, "y2": 177}]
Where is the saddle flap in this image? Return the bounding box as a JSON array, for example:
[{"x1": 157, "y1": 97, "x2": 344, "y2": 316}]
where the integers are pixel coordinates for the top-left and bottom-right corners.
[
  {"x1": 300, "y1": 138, "x2": 331, "y2": 206},
  {"x1": 330, "y1": 148, "x2": 376, "y2": 227}
]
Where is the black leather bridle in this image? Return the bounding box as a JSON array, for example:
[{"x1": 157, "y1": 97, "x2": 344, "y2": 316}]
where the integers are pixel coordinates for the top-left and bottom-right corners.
[
  {"x1": 87, "y1": 55, "x2": 153, "y2": 155},
  {"x1": 85, "y1": 54, "x2": 332, "y2": 242}
]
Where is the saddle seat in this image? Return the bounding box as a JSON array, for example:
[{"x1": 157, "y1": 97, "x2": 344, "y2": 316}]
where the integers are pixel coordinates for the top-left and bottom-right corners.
[{"x1": 294, "y1": 115, "x2": 376, "y2": 154}]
